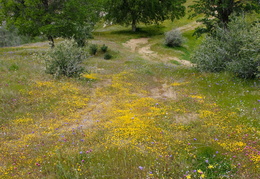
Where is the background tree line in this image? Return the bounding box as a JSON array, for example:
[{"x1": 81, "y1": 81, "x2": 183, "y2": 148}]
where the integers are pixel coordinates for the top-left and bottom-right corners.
[
  {"x1": 0, "y1": 0, "x2": 259, "y2": 46},
  {"x1": 0, "y1": 0, "x2": 187, "y2": 47},
  {"x1": 0, "y1": 0, "x2": 259, "y2": 78}
]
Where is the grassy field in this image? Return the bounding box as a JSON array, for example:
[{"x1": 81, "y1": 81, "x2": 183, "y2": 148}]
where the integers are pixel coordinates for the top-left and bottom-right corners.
[{"x1": 1, "y1": 5, "x2": 260, "y2": 179}]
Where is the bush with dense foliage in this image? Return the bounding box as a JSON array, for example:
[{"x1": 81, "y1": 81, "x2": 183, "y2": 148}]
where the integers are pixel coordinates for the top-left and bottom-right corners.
[
  {"x1": 0, "y1": 24, "x2": 31, "y2": 47},
  {"x1": 104, "y1": 53, "x2": 112, "y2": 60},
  {"x1": 101, "y1": 44, "x2": 108, "y2": 53},
  {"x1": 89, "y1": 44, "x2": 98, "y2": 55},
  {"x1": 41, "y1": 40, "x2": 88, "y2": 78},
  {"x1": 191, "y1": 15, "x2": 260, "y2": 79},
  {"x1": 165, "y1": 29, "x2": 184, "y2": 47}
]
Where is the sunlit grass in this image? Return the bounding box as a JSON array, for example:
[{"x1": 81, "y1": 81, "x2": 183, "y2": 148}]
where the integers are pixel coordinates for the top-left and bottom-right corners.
[{"x1": 1, "y1": 3, "x2": 259, "y2": 178}]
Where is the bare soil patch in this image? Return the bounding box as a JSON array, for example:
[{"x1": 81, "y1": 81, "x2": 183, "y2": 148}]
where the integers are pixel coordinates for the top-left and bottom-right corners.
[
  {"x1": 123, "y1": 38, "x2": 149, "y2": 52},
  {"x1": 123, "y1": 38, "x2": 193, "y2": 67}
]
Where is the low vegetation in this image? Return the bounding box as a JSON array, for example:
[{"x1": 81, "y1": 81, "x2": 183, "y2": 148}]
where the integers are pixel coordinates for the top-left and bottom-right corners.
[
  {"x1": 0, "y1": 24, "x2": 34, "y2": 47},
  {"x1": 40, "y1": 40, "x2": 88, "y2": 78},
  {"x1": 104, "y1": 53, "x2": 112, "y2": 60},
  {"x1": 101, "y1": 44, "x2": 108, "y2": 53},
  {"x1": 0, "y1": 0, "x2": 259, "y2": 178},
  {"x1": 165, "y1": 29, "x2": 184, "y2": 47},
  {"x1": 89, "y1": 44, "x2": 98, "y2": 55},
  {"x1": 192, "y1": 15, "x2": 260, "y2": 79}
]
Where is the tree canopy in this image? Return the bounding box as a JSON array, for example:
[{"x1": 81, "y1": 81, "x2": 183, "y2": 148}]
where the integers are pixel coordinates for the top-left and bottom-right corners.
[
  {"x1": 103, "y1": 0, "x2": 186, "y2": 32},
  {"x1": 189, "y1": 0, "x2": 260, "y2": 35},
  {"x1": 0, "y1": 0, "x2": 101, "y2": 46}
]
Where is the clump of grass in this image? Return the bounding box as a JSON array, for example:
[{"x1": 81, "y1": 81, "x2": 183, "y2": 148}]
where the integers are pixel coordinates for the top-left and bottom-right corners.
[
  {"x1": 89, "y1": 44, "x2": 98, "y2": 55},
  {"x1": 169, "y1": 60, "x2": 181, "y2": 65},
  {"x1": 104, "y1": 53, "x2": 112, "y2": 60},
  {"x1": 8, "y1": 63, "x2": 19, "y2": 71},
  {"x1": 101, "y1": 44, "x2": 108, "y2": 52}
]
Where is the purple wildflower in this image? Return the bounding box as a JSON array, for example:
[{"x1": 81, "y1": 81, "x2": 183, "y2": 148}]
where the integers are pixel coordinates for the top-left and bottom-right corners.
[{"x1": 138, "y1": 166, "x2": 144, "y2": 170}]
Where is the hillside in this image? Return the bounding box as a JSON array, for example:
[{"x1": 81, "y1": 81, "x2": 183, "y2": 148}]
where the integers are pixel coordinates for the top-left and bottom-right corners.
[{"x1": 0, "y1": 10, "x2": 260, "y2": 179}]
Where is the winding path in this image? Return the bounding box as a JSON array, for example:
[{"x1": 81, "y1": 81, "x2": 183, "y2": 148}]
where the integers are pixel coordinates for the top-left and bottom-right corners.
[{"x1": 122, "y1": 21, "x2": 201, "y2": 67}]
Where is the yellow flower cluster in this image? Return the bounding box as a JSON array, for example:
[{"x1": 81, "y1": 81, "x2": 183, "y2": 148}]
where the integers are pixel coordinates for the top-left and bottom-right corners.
[
  {"x1": 81, "y1": 73, "x2": 98, "y2": 80},
  {"x1": 198, "y1": 110, "x2": 215, "y2": 119},
  {"x1": 218, "y1": 141, "x2": 246, "y2": 152},
  {"x1": 13, "y1": 118, "x2": 34, "y2": 125},
  {"x1": 250, "y1": 154, "x2": 260, "y2": 164},
  {"x1": 190, "y1": 95, "x2": 205, "y2": 100},
  {"x1": 171, "y1": 81, "x2": 189, "y2": 86},
  {"x1": 27, "y1": 80, "x2": 89, "y2": 115}
]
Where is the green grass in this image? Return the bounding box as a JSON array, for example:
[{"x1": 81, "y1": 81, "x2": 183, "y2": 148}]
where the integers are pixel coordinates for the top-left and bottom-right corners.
[{"x1": 0, "y1": 3, "x2": 259, "y2": 178}]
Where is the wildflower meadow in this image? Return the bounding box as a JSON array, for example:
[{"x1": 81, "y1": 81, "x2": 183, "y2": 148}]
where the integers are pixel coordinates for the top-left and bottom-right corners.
[{"x1": 0, "y1": 11, "x2": 259, "y2": 179}]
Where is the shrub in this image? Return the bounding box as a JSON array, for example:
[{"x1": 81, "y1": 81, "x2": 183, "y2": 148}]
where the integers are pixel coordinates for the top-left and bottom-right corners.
[
  {"x1": 0, "y1": 24, "x2": 30, "y2": 47},
  {"x1": 191, "y1": 15, "x2": 260, "y2": 79},
  {"x1": 225, "y1": 20, "x2": 260, "y2": 79},
  {"x1": 73, "y1": 25, "x2": 93, "y2": 47},
  {"x1": 41, "y1": 39, "x2": 88, "y2": 78},
  {"x1": 165, "y1": 29, "x2": 184, "y2": 47},
  {"x1": 104, "y1": 53, "x2": 112, "y2": 60},
  {"x1": 101, "y1": 44, "x2": 108, "y2": 52},
  {"x1": 191, "y1": 34, "x2": 228, "y2": 72},
  {"x1": 89, "y1": 44, "x2": 98, "y2": 55}
]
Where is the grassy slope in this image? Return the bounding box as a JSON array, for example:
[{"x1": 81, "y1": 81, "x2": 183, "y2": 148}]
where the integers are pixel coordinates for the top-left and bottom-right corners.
[{"x1": 1, "y1": 2, "x2": 260, "y2": 179}]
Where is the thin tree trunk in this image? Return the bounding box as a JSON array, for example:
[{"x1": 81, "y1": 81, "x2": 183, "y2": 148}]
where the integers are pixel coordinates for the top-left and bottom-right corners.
[
  {"x1": 132, "y1": 19, "x2": 137, "y2": 32},
  {"x1": 48, "y1": 35, "x2": 54, "y2": 48}
]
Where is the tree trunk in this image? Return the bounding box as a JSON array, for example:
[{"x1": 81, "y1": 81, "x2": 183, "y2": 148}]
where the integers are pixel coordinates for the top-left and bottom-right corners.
[
  {"x1": 217, "y1": 0, "x2": 234, "y2": 28},
  {"x1": 132, "y1": 19, "x2": 137, "y2": 32},
  {"x1": 48, "y1": 35, "x2": 54, "y2": 48}
]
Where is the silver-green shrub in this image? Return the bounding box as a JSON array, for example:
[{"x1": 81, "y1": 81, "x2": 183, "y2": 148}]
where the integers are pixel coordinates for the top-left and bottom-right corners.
[
  {"x1": 192, "y1": 15, "x2": 260, "y2": 79},
  {"x1": 226, "y1": 21, "x2": 259, "y2": 79},
  {"x1": 191, "y1": 34, "x2": 228, "y2": 72},
  {"x1": 0, "y1": 24, "x2": 27, "y2": 47},
  {"x1": 165, "y1": 29, "x2": 184, "y2": 47},
  {"x1": 41, "y1": 39, "x2": 88, "y2": 78}
]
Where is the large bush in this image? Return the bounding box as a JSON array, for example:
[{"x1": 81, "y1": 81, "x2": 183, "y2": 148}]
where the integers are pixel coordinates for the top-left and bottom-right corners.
[
  {"x1": 41, "y1": 40, "x2": 88, "y2": 78},
  {"x1": 192, "y1": 15, "x2": 260, "y2": 79},
  {"x1": 165, "y1": 29, "x2": 184, "y2": 47},
  {"x1": 0, "y1": 24, "x2": 30, "y2": 47}
]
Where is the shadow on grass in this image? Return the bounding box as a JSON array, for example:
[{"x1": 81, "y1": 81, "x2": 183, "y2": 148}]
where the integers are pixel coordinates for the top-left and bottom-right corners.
[{"x1": 111, "y1": 25, "x2": 166, "y2": 38}]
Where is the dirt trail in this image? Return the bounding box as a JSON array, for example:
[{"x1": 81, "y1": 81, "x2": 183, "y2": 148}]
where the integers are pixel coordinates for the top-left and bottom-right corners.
[
  {"x1": 122, "y1": 21, "x2": 201, "y2": 66},
  {"x1": 123, "y1": 38, "x2": 193, "y2": 67}
]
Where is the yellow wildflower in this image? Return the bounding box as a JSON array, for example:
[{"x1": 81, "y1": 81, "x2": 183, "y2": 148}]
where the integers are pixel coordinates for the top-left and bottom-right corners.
[
  {"x1": 171, "y1": 81, "x2": 190, "y2": 86},
  {"x1": 190, "y1": 95, "x2": 204, "y2": 100},
  {"x1": 82, "y1": 73, "x2": 98, "y2": 80},
  {"x1": 186, "y1": 174, "x2": 191, "y2": 179},
  {"x1": 208, "y1": 165, "x2": 214, "y2": 169},
  {"x1": 197, "y1": 169, "x2": 203, "y2": 174}
]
